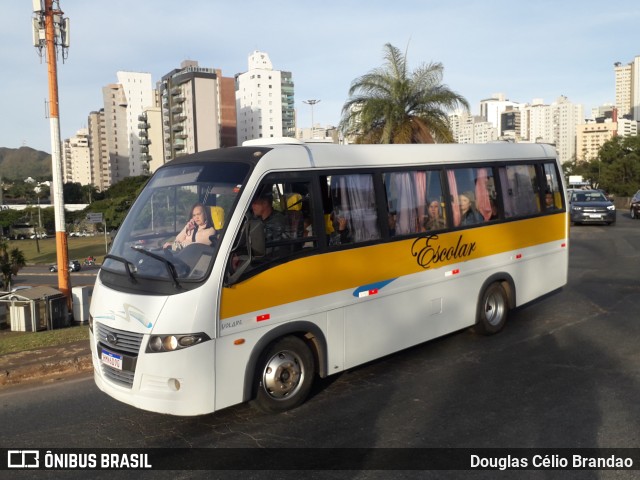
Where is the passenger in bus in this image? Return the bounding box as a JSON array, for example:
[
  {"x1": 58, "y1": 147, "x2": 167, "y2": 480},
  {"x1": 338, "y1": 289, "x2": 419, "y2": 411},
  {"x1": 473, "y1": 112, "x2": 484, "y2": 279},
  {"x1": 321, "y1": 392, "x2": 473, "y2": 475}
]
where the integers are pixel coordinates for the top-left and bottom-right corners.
[
  {"x1": 164, "y1": 202, "x2": 216, "y2": 250},
  {"x1": 328, "y1": 210, "x2": 352, "y2": 245},
  {"x1": 423, "y1": 199, "x2": 446, "y2": 230},
  {"x1": 545, "y1": 191, "x2": 560, "y2": 210},
  {"x1": 388, "y1": 211, "x2": 397, "y2": 236},
  {"x1": 251, "y1": 191, "x2": 287, "y2": 246},
  {"x1": 489, "y1": 198, "x2": 499, "y2": 220},
  {"x1": 459, "y1": 192, "x2": 484, "y2": 226}
]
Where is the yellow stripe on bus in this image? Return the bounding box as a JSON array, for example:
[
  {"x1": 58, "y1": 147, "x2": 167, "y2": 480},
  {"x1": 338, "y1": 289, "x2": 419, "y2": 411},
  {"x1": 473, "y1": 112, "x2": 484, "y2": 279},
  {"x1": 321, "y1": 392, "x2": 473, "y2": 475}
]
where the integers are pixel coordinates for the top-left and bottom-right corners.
[{"x1": 220, "y1": 214, "x2": 567, "y2": 320}]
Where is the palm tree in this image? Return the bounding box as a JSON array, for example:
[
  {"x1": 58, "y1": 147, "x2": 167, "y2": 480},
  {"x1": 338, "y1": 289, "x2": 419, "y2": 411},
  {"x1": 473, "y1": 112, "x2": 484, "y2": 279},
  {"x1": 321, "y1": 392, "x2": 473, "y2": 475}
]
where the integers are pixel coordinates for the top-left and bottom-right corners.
[
  {"x1": 340, "y1": 43, "x2": 469, "y2": 144},
  {"x1": 0, "y1": 240, "x2": 26, "y2": 291}
]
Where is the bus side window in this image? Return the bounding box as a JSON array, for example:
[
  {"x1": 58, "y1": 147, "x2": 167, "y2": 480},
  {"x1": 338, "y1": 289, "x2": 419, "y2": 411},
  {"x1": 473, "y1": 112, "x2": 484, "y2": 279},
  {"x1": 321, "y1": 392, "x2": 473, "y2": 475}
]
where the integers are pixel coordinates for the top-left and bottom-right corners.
[
  {"x1": 235, "y1": 178, "x2": 317, "y2": 276},
  {"x1": 328, "y1": 174, "x2": 380, "y2": 246},
  {"x1": 542, "y1": 162, "x2": 563, "y2": 211},
  {"x1": 446, "y1": 167, "x2": 495, "y2": 227},
  {"x1": 499, "y1": 165, "x2": 541, "y2": 218}
]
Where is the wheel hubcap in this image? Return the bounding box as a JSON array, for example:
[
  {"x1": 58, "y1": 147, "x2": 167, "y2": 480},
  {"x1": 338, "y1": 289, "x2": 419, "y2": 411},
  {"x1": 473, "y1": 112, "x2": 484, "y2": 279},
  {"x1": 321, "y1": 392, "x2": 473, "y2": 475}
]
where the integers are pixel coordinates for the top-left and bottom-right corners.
[
  {"x1": 485, "y1": 292, "x2": 505, "y2": 326},
  {"x1": 262, "y1": 351, "x2": 303, "y2": 400}
]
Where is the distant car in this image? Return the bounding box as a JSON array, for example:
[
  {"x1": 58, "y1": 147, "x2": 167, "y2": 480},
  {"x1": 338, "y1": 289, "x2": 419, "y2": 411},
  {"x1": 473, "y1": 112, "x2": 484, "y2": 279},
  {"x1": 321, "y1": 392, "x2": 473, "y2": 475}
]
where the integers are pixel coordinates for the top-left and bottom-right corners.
[
  {"x1": 569, "y1": 190, "x2": 616, "y2": 225},
  {"x1": 49, "y1": 260, "x2": 82, "y2": 272},
  {"x1": 630, "y1": 190, "x2": 640, "y2": 219}
]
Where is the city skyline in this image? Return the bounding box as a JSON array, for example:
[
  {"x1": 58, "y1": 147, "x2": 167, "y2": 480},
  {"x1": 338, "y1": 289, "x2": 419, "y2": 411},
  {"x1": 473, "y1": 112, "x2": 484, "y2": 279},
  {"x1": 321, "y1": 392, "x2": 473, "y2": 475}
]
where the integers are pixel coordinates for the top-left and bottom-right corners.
[{"x1": 2, "y1": 0, "x2": 640, "y2": 153}]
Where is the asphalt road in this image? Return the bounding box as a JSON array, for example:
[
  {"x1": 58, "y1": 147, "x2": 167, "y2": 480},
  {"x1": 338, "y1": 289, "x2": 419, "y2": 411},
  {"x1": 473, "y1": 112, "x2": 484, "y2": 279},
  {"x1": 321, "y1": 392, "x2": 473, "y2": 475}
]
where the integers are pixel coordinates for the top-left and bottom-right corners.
[
  {"x1": 13, "y1": 264, "x2": 99, "y2": 288},
  {"x1": 1, "y1": 213, "x2": 640, "y2": 479}
]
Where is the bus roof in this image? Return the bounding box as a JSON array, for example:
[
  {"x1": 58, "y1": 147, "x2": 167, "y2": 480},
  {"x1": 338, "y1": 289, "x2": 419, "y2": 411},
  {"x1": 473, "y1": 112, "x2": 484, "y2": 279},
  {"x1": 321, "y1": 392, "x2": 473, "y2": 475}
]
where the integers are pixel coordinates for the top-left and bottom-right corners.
[{"x1": 162, "y1": 142, "x2": 558, "y2": 173}]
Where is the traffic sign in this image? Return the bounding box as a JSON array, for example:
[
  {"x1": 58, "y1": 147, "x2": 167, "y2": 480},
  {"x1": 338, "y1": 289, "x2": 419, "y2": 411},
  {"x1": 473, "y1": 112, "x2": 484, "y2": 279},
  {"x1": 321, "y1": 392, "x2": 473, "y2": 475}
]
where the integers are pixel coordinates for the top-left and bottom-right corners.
[{"x1": 86, "y1": 213, "x2": 103, "y2": 224}]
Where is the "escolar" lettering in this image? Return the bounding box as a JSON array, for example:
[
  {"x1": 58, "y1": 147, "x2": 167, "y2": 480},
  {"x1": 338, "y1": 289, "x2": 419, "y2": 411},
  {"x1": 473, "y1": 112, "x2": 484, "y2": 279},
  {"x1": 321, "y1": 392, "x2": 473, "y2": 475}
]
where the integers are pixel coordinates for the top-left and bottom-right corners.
[{"x1": 411, "y1": 234, "x2": 477, "y2": 269}]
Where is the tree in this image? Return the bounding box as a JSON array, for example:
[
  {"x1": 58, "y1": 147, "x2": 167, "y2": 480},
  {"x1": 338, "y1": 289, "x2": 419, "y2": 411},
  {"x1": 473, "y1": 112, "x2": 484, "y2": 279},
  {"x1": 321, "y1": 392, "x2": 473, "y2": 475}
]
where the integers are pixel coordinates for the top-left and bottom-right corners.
[
  {"x1": 0, "y1": 209, "x2": 24, "y2": 237},
  {"x1": 340, "y1": 43, "x2": 469, "y2": 144},
  {"x1": 569, "y1": 134, "x2": 640, "y2": 196},
  {"x1": 596, "y1": 135, "x2": 640, "y2": 196},
  {"x1": 0, "y1": 239, "x2": 26, "y2": 291},
  {"x1": 78, "y1": 176, "x2": 149, "y2": 230}
]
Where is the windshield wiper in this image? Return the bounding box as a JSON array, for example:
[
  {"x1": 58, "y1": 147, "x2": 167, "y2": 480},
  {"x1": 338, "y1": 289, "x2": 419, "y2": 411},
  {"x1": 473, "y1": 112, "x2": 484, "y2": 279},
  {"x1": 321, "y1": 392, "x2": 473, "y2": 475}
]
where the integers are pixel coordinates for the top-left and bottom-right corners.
[
  {"x1": 130, "y1": 246, "x2": 181, "y2": 289},
  {"x1": 103, "y1": 254, "x2": 137, "y2": 282}
]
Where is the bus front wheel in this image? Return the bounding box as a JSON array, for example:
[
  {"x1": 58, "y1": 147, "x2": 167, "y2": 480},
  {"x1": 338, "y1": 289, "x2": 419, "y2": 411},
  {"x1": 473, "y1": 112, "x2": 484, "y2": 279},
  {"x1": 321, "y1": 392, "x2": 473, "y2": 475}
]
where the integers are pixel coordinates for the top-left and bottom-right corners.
[
  {"x1": 252, "y1": 336, "x2": 315, "y2": 413},
  {"x1": 474, "y1": 282, "x2": 509, "y2": 335}
]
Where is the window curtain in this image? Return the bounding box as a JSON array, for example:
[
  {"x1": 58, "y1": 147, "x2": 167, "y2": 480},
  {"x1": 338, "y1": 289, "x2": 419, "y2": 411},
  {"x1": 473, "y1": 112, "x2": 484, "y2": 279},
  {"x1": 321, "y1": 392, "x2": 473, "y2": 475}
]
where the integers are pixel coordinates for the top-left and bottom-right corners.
[
  {"x1": 414, "y1": 171, "x2": 427, "y2": 230},
  {"x1": 336, "y1": 175, "x2": 380, "y2": 242},
  {"x1": 447, "y1": 170, "x2": 461, "y2": 226},
  {"x1": 499, "y1": 168, "x2": 515, "y2": 217},
  {"x1": 475, "y1": 168, "x2": 493, "y2": 221},
  {"x1": 391, "y1": 172, "x2": 418, "y2": 235}
]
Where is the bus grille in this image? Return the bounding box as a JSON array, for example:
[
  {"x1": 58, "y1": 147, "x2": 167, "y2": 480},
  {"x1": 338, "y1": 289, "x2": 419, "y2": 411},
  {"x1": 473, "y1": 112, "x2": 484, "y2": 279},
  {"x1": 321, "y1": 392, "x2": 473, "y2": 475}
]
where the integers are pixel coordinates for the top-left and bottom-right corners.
[{"x1": 96, "y1": 323, "x2": 144, "y2": 389}]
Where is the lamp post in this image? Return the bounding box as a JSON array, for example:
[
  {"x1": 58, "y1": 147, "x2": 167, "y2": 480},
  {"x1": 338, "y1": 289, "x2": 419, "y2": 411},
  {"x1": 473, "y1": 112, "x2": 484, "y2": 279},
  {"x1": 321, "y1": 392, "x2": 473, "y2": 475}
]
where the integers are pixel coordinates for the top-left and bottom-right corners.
[
  {"x1": 33, "y1": 184, "x2": 43, "y2": 253},
  {"x1": 33, "y1": 0, "x2": 71, "y2": 308},
  {"x1": 303, "y1": 99, "x2": 320, "y2": 139}
]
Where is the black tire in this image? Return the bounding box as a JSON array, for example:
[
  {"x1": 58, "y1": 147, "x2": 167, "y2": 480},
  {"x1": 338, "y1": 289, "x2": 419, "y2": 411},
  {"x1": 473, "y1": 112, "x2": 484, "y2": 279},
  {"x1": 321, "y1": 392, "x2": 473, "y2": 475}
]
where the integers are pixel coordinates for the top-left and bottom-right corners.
[
  {"x1": 631, "y1": 209, "x2": 636, "y2": 219},
  {"x1": 474, "y1": 282, "x2": 509, "y2": 335},
  {"x1": 252, "y1": 336, "x2": 315, "y2": 413}
]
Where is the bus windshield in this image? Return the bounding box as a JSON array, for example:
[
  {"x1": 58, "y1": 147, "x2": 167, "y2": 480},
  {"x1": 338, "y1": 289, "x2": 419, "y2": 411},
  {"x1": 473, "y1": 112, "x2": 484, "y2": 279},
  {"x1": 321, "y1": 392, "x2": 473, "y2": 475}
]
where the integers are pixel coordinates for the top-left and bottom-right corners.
[{"x1": 102, "y1": 161, "x2": 250, "y2": 290}]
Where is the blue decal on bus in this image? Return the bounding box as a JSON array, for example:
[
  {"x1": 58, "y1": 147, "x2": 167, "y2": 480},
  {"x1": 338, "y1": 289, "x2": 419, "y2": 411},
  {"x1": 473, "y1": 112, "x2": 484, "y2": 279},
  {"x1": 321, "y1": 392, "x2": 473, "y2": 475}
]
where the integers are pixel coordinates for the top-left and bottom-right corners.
[{"x1": 353, "y1": 279, "x2": 397, "y2": 298}]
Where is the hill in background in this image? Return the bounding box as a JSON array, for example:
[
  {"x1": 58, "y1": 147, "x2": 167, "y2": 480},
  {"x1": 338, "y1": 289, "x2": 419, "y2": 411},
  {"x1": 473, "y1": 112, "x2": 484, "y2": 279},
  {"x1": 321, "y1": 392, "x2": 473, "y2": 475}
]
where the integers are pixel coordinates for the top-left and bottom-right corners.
[{"x1": 0, "y1": 146, "x2": 52, "y2": 180}]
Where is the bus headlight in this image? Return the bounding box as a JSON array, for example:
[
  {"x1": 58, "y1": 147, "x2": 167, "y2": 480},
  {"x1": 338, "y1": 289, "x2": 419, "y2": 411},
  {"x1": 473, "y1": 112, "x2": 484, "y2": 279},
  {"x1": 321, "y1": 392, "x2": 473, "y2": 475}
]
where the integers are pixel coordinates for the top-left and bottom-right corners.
[{"x1": 146, "y1": 333, "x2": 211, "y2": 353}]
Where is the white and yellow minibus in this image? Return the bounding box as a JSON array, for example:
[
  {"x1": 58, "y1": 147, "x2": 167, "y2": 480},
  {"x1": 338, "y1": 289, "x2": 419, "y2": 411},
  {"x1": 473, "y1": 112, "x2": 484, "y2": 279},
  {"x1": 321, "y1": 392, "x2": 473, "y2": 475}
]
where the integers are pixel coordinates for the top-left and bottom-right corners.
[{"x1": 89, "y1": 141, "x2": 568, "y2": 416}]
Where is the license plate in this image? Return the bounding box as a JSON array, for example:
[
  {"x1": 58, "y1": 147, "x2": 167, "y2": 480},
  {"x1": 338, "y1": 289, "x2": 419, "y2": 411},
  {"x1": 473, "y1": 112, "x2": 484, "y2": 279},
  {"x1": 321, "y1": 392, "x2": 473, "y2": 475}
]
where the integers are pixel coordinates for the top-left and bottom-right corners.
[
  {"x1": 101, "y1": 349, "x2": 123, "y2": 370},
  {"x1": 588, "y1": 214, "x2": 602, "y2": 219}
]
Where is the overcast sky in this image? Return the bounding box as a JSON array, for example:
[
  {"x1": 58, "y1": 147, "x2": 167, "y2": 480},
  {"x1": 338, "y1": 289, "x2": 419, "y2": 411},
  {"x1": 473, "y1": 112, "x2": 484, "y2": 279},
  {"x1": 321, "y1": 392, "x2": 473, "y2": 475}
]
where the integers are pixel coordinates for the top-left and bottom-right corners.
[{"x1": 2, "y1": 0, "x2": 639, "y2": 153}]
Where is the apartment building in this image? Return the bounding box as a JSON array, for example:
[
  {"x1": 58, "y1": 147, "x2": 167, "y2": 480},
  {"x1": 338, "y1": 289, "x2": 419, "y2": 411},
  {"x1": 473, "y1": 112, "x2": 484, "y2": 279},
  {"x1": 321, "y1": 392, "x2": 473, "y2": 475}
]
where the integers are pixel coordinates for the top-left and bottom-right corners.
[
  {"x1": 99, "y1": 72, "x2": 154, "y2": 187},
  {"x1": 576, "y1": 121, "x2": 617, "y2": 162},
  {"x1": 449, "y1": 111, "x2": 498, "y2": 143},
  {"x1": 553, "y1": 96, "x2": 583, "y2": 166},
  {"x1": 62, "y1": 128, "x2": 91, "y2": 185},
  {"x1": 235, "y1": 51, "x2": 295, "y2": 143},
  {"x1": 615, "y1": 55, "x2": 640, "y2": 121},
  {"x1": 615, "y1": 61, "x2": 633, "y2": 118},
  {"x1": 138, "y1": 107, "x2": 163, "y2": 174},
  {"x1": 159, "y1": 60, "x2": 237, "y2": 163},
  {"x1": 479, "y1": 93, "x2": 519, "y2": 131},
  {"x1": 87, "y1": 109, "x2": 108, "y2": 191}
]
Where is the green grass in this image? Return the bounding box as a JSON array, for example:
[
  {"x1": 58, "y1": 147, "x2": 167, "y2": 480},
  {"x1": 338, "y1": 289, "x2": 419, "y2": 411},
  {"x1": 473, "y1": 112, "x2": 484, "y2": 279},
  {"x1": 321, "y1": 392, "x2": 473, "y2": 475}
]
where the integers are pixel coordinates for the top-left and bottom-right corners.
[
  {"x1": 1, "y1": 236, "x2": 104, "y2": 353},
  {"x1": 0, "y1": 324, "x2": 90, "y2": 355},
  {"x1": 9, "y1": 236, "x2": 109, "y2": 264}
]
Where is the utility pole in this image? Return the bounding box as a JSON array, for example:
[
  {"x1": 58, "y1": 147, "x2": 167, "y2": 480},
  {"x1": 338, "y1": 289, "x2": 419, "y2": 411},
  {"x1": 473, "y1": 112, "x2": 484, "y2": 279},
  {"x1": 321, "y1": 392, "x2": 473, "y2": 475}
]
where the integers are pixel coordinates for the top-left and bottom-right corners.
[
  {"x1": 303, "y1": 99, "x2": 320, "y2": 139},
  {"x1": 32, "y1": 0, "x2": 71, "y2": 308}
]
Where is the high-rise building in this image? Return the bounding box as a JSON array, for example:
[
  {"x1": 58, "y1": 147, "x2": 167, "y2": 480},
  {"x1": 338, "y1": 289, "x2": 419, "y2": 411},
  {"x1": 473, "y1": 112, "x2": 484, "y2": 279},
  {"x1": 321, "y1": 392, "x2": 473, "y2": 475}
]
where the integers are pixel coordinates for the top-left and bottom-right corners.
[
  {"x1": 614, "y1": 61, "x2": 633, "y2": 118},
  {"x1": 62, "y1": 128, "x2": 91, "y2": 185},
  {"x1": 100, "y1": 71, "x2": 154, "y2": 187},
  {"x1": 576, "y1": 121, "x2": 618, "y2": 162},
  {"x1": 615, "y1": 56, "x2": 640, "y2": 121},
  {"x1": 235, "y1": 51, "x2": 295, "y2": 143},
  {"x1": 552, "y1": 96, "x2": 583, "y2": 165},
  {"x1": 159, "y1": 60, "x2": 237, "y2": 163},
  {"x1": 448, "y1": 111, "x2": 498, "y2": 144},
  {"x1": 479, "y1": 93, "x2": 519, "y2": 131},
  {"x1": 138, "y1": 107, "x2": 163, "y2": 174},
  {"x1": 522, "y1": 100, "x2": 554, "y2": 144},
  {"x1": 633, "y1": 56, "x2": 640, "y2": 122},
  {"x1": 87, "y1": 109, "x2": 108, "y2": 191},
  {"x1": 101, "y1": 82, "x2": 129, "y2": 187}
]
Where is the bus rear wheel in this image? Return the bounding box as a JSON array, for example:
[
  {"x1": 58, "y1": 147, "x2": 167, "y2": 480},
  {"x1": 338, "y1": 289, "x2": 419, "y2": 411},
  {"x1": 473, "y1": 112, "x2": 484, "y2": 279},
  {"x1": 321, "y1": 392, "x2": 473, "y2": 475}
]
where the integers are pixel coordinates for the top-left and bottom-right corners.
[
  {"x1": 252, "y1": 336, "x2": 315, "y2": 413},
  {"x1": 474, "y1": 282, "x2": 509, "y2": 335}
]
